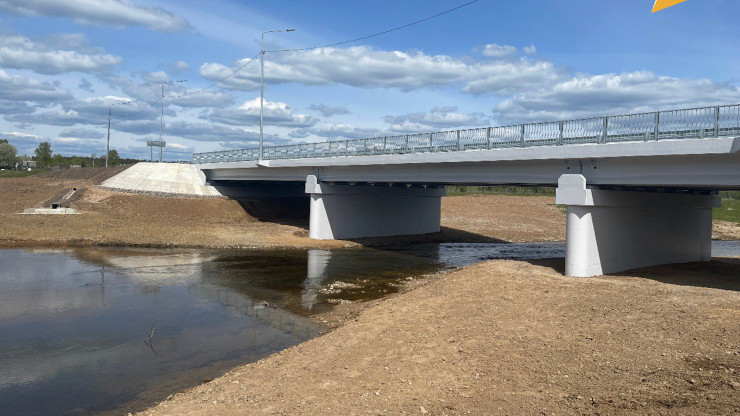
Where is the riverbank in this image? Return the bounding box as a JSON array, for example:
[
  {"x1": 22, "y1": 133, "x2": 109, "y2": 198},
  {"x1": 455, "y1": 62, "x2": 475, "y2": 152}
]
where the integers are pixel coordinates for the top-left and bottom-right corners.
[
  {"x1": 135, "y1": 257, "x2": 740, "y2": 415},
  {"x1": 0, "y1": 171, "x2": 568, "y2": 249},
  {"x1": 3, "y1": 171, "x2": 739, "y2": 249}
]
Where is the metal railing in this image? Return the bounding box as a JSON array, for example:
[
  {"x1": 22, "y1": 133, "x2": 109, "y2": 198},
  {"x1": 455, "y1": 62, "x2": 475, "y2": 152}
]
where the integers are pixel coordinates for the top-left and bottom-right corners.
[{"x1": 192, "y1": 104, "x2": 740, "y2": 164}]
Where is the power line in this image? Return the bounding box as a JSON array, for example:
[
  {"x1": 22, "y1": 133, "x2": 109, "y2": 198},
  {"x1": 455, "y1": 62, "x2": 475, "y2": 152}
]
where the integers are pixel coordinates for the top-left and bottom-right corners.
[
  {"x1": 175, "y1": 52, "x2": 261, "y2": 99},
  {"x1": 115, "y1": 0, "x2": 479, "y2": 116},
  {"x1": 265, "y1": 0, "x2": 480, "y2": 53},
  {"x1": 166, "y1": 0, "x2": 480, "y2": 99}
]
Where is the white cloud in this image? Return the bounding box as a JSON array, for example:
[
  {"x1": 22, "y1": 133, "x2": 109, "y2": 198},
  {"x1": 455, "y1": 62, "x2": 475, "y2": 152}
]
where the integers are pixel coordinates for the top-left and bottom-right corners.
[
  {"x1": 494, "y1": 71, "x2": 740, "y2": 123},
  {"x1": 307, "y1": 103, "x2": 350, "y2": 117},
  {"x1": 169, "y1": 89, "x2": 234, "y2": 108},
  {"x1": 302, "y1": 123, "x2": 381, "y2": 140},
  {"x1": 523, "y1": 45, "x2": 536, "y2": 55},
  {"x1": 0, "y1": 33, "x2": 121, "y2": 75},
  {"x1": 206, "y1": 98, "x2": 315, "y2": 128},
  {"x1": 481, "y1": 43, "x2": 517, "y2": 58},
  {"x1": 199, "y1": 46, "x2": 563, "y2": 96},
  {"x1": 0, "y1": 0, "x2": 191, "y2": 32},
  {"x1": 0, "y1": 69, "x2": 71, "y2": 102},
  {"x1": 169, "y1": 60, "x2": 190, "y2": 75},
  {"x1": 383, "y1": 106, "x2": 489, "y2": 132}
]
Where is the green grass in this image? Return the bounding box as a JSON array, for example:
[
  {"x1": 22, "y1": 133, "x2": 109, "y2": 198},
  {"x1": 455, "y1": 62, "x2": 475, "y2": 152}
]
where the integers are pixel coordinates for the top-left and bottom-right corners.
[
  {"x1": 715, "y1": 198, "x2": 740, "y2": 224},
  {"x1": 0, "y1": 169, "x2": 47, "y2": 178},
  {"x1": 446, "y1": 185, "x2": 556, "y2": 197}
]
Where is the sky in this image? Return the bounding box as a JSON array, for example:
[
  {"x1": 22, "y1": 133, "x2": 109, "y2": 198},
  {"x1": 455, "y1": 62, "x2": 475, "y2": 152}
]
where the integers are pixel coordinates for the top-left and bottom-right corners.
[{"x1": 0, "y1": 0, "x2": 738, "y2": 161}]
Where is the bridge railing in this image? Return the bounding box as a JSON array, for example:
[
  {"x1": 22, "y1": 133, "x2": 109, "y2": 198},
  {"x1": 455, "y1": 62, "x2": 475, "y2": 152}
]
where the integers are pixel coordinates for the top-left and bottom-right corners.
[{"x1": 192, "y1": 104, "x2": 740, "y2": 164}]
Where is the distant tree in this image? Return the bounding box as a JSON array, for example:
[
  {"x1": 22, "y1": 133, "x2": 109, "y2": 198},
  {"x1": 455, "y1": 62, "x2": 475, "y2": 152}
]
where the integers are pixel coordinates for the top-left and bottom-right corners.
[
  {"x1": 108, "y1": 149, "x2": 121, "y2": 166},
  {"x1": 0, "y1": 141, "x2": 17, "y2": 166},
  {"x1": 34, "y1": 142, "x2": 52, "y2": 167}
]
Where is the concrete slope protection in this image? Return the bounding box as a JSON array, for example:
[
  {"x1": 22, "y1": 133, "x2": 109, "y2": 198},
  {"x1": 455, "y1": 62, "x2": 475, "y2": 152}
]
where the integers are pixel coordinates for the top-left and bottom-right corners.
[{"x1": 101, "y1": 162, "x2": 222, "y2": 197}]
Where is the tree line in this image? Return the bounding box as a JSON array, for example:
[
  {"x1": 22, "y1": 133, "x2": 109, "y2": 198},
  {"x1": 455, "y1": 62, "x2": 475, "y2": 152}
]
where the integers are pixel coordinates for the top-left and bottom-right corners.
[{"x1": 0, "y1": 139, "x2": 140, "y2": 169}]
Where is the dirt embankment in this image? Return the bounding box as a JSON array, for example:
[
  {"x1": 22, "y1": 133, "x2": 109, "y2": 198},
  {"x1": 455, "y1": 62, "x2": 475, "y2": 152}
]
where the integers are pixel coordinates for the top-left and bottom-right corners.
[
  {"x1": 0, "y1": 172, "x2": 571, "y2": 249},
  {"x1": 136, "y1": 258, "x2": 740, "y2": 415}
]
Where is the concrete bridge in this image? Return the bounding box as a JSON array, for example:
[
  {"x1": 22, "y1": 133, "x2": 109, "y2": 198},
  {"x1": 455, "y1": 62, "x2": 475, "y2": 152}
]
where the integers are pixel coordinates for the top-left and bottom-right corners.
[{"x1": 193, "y1": 104, "x2": 740, "y2": 277}]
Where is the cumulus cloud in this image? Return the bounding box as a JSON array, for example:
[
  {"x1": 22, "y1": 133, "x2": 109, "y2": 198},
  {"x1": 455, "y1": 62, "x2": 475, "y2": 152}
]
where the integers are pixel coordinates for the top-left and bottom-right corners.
[
  {"x1": 168, "y1": 89, "x2": 234, "y2": 108},
  {"x1": 307, "y1": 103, "x2": 350, "y2": 117},
  {"x1": 205, "y1": 98, "x2": 316, "y2": 128},
  {"x1": 0, "y1": 0, "x2": 192, "y2": 32},
  {"x1": 199, "y1": 46, "x2": 563, "y2": 96},
  {"x1": 59, "y1": 127, "x2": 103, "y2": 140},
  {"x1": 481, "y1": 43, "x2": 517, "y2": 58},
  {"x1": 169, "y1": 60, "x2": 189, "y2": 75},
  {"x1": 523, "y1": 45, "x2": 536, "y2": 55},
  {"x1": 5, "y1": 95, "x2": 158, "y2": 127},
  {"x1": 383, "y1": 106, "x2": 489, "y2": 132},
  {"x1": 164, "y1": 121, "x2": 289, "y2": 146},
  {"x1": 0, "y1": 33, "x2": 121, "y2": 74},
  {"x1": 0, "y1": 69, "x2": 71, "y2": 102},
  {"x1": 494, "y1": 71, "x2": 740, "y2": 123},
  {"x1": 301, "y1": 123, "x2": 381, "y2": 140}
]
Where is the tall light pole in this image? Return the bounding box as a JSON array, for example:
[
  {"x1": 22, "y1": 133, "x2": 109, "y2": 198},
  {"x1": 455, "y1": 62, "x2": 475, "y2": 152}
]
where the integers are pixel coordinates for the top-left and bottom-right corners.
[
  {"x1": 107, "y1": 101, "x2": 130, "y2": 167},
  {"x1": 160, "y1": 79, "x2": 187, "y2": 163},
  {"x1": 260, "y1": 28, "x2": 295, "y2": 160}
]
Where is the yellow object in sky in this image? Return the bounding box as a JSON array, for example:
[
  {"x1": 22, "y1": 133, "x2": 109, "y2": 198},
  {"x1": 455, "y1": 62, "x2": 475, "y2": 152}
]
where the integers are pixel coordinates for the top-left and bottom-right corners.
[{"x1": 652, "y1": 0, "x2": 688, "y2": 13}]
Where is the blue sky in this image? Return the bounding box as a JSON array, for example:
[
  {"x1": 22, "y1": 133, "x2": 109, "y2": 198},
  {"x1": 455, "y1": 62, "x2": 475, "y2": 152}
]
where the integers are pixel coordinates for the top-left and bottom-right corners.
[{"x1": 0, "y1": 0, "x2": 738, "y2": 160}]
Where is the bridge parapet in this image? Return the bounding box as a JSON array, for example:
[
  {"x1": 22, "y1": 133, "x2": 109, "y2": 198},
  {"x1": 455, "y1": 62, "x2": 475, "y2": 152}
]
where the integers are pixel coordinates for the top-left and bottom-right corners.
[{"x1": 193, "y1": 104, "x2": 740, "y2": 164}]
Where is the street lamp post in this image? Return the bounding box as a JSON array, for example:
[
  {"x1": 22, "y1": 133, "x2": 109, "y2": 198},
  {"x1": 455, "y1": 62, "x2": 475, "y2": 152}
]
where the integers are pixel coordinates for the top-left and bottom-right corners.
[
  {"x1": 260, "y1": 28, "x2": 295, "y2": 160},
  {"x1": 106, "y1": 101, "x2": 131, "y2": 167},
  {"x1": 160, "y1": 79, "x2": 187, "y2": 163}
]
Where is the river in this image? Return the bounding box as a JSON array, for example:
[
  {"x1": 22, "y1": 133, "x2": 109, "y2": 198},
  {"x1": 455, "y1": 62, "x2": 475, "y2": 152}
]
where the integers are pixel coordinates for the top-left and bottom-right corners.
[{"x1": 0, "y1": 241, "x2": 738, "y2": 415}]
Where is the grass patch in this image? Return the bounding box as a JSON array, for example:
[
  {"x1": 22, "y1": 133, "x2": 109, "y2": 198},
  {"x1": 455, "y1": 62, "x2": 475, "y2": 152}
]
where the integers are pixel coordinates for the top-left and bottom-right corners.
[
  {"x1": 447, "y1": 185, "x2": 556, "y2": 197},
  {"x1": 715, "y1": 198, "x2": 740, "y2": 224},
  {"x1": 0, "y1": 169, "x2": 47, "y2": 178}
]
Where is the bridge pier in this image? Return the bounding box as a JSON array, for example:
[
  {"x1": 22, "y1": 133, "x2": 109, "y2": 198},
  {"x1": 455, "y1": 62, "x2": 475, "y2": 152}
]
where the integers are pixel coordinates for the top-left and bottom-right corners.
[
  {"x1": 305, "y1": 175, "x2": 445, "y2": 240},
  {"x1": 556, "y1": 174, "x2": 719, "y2": 277}
]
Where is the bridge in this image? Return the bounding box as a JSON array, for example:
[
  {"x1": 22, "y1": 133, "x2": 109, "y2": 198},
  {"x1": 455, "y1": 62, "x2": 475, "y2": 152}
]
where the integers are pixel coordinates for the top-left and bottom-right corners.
[{"x1": 193, "y1": 104, "x2": 740, "y2": 277}]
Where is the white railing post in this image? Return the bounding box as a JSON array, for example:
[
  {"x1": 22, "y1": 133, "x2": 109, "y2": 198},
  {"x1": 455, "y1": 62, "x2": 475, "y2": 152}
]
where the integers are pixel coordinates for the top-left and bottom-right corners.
[
  {"x1": 714, "y1": 106, "x2": 720, "y2": 137},
  {"x1": 486, "y1": 127, "x2": 492, "y2": 149},
  {"x1": 602, "y1": 117, "x2": 608, "y2": 144},
  {"x1": 558, "y1": 121, "x2": 564, "y2": 146},
  {"x1": 456, "y1": 130, "x2": 461, "y2": 151},
  {"x1": 520, "y1": 124, "x2": 525, "y2": 147},
  {"x1": 654, "y1": 111, "x2": 660, "y2": 141}
]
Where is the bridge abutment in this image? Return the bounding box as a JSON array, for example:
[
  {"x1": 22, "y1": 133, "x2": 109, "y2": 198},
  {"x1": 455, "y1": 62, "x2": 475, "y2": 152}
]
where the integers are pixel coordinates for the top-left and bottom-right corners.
[
  {"x1": 556, "y1": 174, "x2": 719, "y2": 277},
  {"x1": 305, "y1": 175, "x2": 445, "y2": 240}
]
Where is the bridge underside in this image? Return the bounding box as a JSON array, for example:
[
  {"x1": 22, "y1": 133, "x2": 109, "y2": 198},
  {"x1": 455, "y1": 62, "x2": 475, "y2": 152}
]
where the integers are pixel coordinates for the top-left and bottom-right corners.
[{"x1": 200, "y1": 137, "x2": 740, "y2": 277}]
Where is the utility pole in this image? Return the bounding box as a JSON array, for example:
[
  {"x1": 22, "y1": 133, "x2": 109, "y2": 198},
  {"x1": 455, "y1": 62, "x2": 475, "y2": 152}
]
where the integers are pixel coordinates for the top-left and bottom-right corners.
[
  {"x1": 106, "y1": 107, "x2": 111, "y2": 167},
  {"x1": 107, "y1": 101, "x2": 130, "y2": 167},
  {"x1": 260, "y1": 28, "x2": 295, "y2": 160},
  {"x1": 159, "y1": 84, "x2": 164, "y2": 163},
  {"x1": 159, "y1": 80, "x2": 186, "y2": 163}
]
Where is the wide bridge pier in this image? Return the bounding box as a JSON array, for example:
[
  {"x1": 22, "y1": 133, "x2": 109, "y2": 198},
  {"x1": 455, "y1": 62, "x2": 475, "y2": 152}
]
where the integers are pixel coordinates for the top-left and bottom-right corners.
[
  {"x1": 556, "y1": 174, "x2": 718, "y2": 277},
  {"x1": 305, "y1": 175, "x2": 444, "y2": 240}
]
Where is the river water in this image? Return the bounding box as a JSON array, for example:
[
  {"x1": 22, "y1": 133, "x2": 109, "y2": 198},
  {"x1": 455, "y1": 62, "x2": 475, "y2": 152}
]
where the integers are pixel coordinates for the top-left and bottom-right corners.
[{"x1": 0, "y1": 241, "x2": 738, "y2": 415}]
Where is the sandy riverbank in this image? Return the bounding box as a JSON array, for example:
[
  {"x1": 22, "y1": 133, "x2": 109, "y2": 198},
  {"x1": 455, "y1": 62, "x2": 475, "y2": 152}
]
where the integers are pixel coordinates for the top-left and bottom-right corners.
[
  {"x1": 2, "y1": 170, "x2": 739, "y2": 249},
  {"x1": 134, "y1": 257, "x2": 740, "y2": 415}
]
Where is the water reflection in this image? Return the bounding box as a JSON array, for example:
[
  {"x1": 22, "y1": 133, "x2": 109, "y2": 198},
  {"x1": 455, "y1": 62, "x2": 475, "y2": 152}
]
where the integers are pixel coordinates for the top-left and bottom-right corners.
[{"x1": 1, "y1": 240, "x2": 737, "y2": 415}]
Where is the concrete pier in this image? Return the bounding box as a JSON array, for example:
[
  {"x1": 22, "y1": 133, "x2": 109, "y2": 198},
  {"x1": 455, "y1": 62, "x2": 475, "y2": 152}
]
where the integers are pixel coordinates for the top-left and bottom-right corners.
[
  {"x1": 305, "y1": 175, "x2": 445, "y2": 240},
  {"x1": 556, "y1": 174, "x2": 719, "y2": 277}
]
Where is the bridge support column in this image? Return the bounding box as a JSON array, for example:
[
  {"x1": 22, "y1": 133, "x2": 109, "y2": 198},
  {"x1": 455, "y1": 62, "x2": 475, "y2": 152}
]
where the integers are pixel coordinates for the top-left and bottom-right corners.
[
  {"x1": 305, "y1": 175, "x2": 445, "y2": 240},
  {"x1": 556, "y1": 174, "x2": 719, "y2": 277}
]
